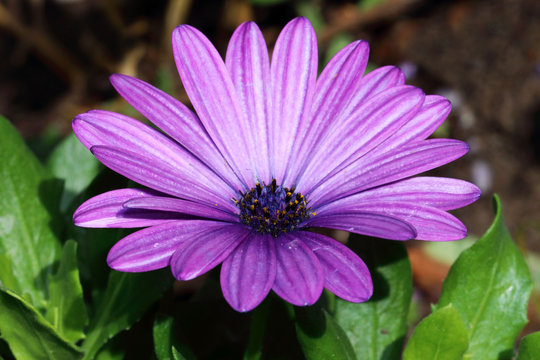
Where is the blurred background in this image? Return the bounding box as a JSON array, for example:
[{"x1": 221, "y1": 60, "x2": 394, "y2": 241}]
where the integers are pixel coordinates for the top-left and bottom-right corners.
[{"x1": 1, "y1": 0, "x2": 539, "y2": 335}]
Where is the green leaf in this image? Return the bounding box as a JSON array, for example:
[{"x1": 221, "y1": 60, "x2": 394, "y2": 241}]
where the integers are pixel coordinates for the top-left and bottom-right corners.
[
  {"x1": 334, "y1": 236, "x2": 413, "y2": 360},
  {"x1": 45, "y1": 240, "x2": 88, "y2": 343},
  {"x1": 516, "y1": 332, "x2": 540, "y2": 360},
  {"x1": 437, "y1": 195, "x2": 533, "y2": 360},
  {"x1": 153, "y1": 314, "x2": 174, "y2": 360},
  {"x1": 422, "y1": 236, "x2": 476, "y2": 266},
  {"x1": 94, "y1": 343, "x2": 125, "y2": 360},
  {"x1": 64, "y1": 168, "x2": 131, "y2": 297},
  {"x1": 0, "y1": 287, "x2": 83, "y2": 360},
  {"x1": 171, "y1": 347, "x2": 185, "y2": 360},
  {"x1": 403, "y1": 304, "x2": 468, "y2": 360},
  {"x1": 249, "y1": 295, "x2": 303, "y2": 360},
  {"x1": 0, "y1": 117, "x2": 62, "y2": 309},
  {"x1": 0, "y1": 254, "x2": 18, "y2": 293},
  {"x1": 295, "y1": 301, "x2": 356, "y2": 360},
  {"x1": 47, "y1": 133, "x2": 101, "y2": 212},
  {"x1": 0, "y1": 336, "x2": 14, "y2": 358},
  {"x1": 81, "y1": 269, "x2": 173, "y2": 360},
  {"x1": 171, "y1": 277, "x2": 260, "y2": 359},
  {"x1": 244, "y1": 298, "x2": 270, "y2": 360},
  {"x1": 153, "y1": 313, "x2": 194, "y2": 360}
]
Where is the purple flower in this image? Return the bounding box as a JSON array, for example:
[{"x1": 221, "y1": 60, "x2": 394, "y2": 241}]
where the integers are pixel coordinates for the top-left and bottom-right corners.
[{"x1": 73, "y1": 17, "x2": 480, "y2": 312}]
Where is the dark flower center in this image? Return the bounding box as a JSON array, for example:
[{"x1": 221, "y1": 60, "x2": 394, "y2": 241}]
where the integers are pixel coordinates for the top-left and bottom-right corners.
[{"x1": 235, "y1": 179, "x2": 313, "y2": 237}]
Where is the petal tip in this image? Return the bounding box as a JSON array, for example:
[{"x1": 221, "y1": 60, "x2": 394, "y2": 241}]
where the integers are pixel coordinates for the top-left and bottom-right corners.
[
  {"x1": 109, "y1": 73, "x2": 133, "y2": 89},
  {"x1": 470, "y1": 183, "x2": 482, "y2": 201},
  {"x1": 283, "y1": 16, "x2": 315, "y2": 35},
  {"x1": 237, "y1": 20, "x2": 258, "y2": 32},
  {"x1": 72, "y1": 113, "x2": 86, "y2": 125},
  {"x1": 228, "y1": 299, "x2": 261, "y2": 313},
  {"x1": 106, "y1": 251, "x2": 123, "y2": 271},
  {"x1": 109, "y1": 73, "x2": 123, "y2": 83},
  {"x1": 172, "y1": 24, "x2": 198, "y2": 39},
  {"x1": 352, "y1": 39, "x2": 370, "y2": 52},
  {"x1": 72, "y1": 206, "x2": 84, "y2": 225},
  {"x1": 172, "y1": 267, "x2": 191, "y2": 281},
  {"x1": 88, "y1": 145, "x2": 100, "y2": 156}
]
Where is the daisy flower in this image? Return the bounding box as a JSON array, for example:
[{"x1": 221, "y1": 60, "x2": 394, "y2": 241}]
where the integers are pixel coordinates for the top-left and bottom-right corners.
[{"x1": 73, "y1": 17, "x2": 480, "y2": 312}]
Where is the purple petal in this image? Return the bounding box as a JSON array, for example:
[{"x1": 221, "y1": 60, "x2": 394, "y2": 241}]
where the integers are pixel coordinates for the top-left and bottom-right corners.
[
  {"x1": 107, "y1": 220, "x2": 227, "y2": 272},
  {"x1": 272, "y1": 234, "x2": 324, "y2": 306},
  {"x1": 300, "y1": 231, "x2": 372, "y2": 302},
  {"x1": 170, "y1": 223, "x2": 250, "y2": 280},
  {"x1": 286, "y1": 40, "x2": 369, "y2": 185},
  {"x1": 336, "y1": 177, "x2": 481, "y2": 211},
  {"x1": 220, "y1": 233, "x2": 276, "y2": 312},
  {"x1": 74, "y1": 188, "x2": 180, "y2": 228},
  {"x1": 370, "y1": 95, "x2": 452, "y2": 156},
  {"x1": 72, "y1": 110, "x2": 236, "y2": 207},
  {"x1": 270, "y1": 17, "x2": 317, "y2": 185},
  {"x1": 336, "y1": 65, "x2": 405, "y2": 122},
  {"x1": 303, "y1": 213, "x2": 417, "y2": 241},
  {"x1": 296, "y1": 67, "x2": 404, "y2": 185},
  {"x1": 74, "y1": 110, "x2": 186, "y2": 165},
  {"x1": 297, "y1": 86, "x2": 425, "y2": 194},
  {"x1": 123, "y1": 196, "x2": 239, "y2": 222},
  {"x1": 225, "y1": 22, "x2": 272, "y2": 184},
  {"x1": 311, "y1": 41, "x2": 370, "y2": 123},
  {"x1": 172, "y1": 25, "x2": 255, "y2": 188},
  {"x1": 310, "y1": 139, "x2": 470, "y2": 208},
  {"x1": 318, "y1": 202, "x2": 466, "y2": 241},
  {"x1": 109, "y1": 74, "x2": 242, "y2": 190},
  {"x1": 90, "y1": 146, "x2": 237, "y2": 213},
  {"x1": 385, "y1": 203, "x2": 467, "y2": 241}
]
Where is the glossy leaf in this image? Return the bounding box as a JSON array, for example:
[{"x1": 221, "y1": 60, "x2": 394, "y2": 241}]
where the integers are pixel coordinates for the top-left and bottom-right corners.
[
  {"x1": 153, "y1": 313, "x2": 193, "y2": 360},
  {"x1": 94, "y1": 341, "x2": 125, "y2": 360},
  {"x1": 0, "y1": 287, "x2": 83, "y2": 360},
  {"x1": 66, "y1": 168, "x2": 131, "y2": 296},
  {"x1": 45, "y1": 240, "x2": 88, "y2": 343},
  {"x1": 0, "y1": 254, "x2": 17, "y2": 293},
  {"x1": 0, "y1": 116, "x2": 62, "y2": 309},
  {"x1": 153, "y1": 314, "x2": 175, "y2": 360},
  {"x1": 81, "y1": 269, "x2": 173, "y2": 360},
  {"x1": 516, "y1": 331, "x2": 540, "y2": 360},
  {"x1": 47, "y1": 132, "x2": 101, "y2": 212},
  {"x1": 403, "y1": 304, "x2": 468, "y2": 360},
  {"x1": 334, "y1": 236, "x2": 413, "y2": 360},
  {"x1": 295, "y1": 302, "x2": 356, "y2": 360},
  {"x1": 437, "y1": 195, "x2": 533, "y2": 360},
  {"x1": 172, "y1": 347, "x2": 186, "y2": 360}
]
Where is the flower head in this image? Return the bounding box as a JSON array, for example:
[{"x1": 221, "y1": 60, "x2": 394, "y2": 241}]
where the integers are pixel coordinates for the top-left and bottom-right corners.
[{"x1": 73, "y1": 17, "x2": 480, "y2": 312}]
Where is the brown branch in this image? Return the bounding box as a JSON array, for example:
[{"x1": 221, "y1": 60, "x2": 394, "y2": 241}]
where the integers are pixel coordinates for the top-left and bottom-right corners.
[
  {"x1": 319, "y1": 0, "x2": 424, "y2": 44},
  {"x1": 162, "y1": 0, "x2": 193, "y2": 58},
  {"x1": 0, "y1": 3, "x2": 84, "y2": 87}
]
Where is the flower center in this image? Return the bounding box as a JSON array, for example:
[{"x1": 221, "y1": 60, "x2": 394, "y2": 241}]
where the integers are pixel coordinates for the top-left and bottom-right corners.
[{"x1": 235, "y1": 179, "x2": 312, "y2": 237}]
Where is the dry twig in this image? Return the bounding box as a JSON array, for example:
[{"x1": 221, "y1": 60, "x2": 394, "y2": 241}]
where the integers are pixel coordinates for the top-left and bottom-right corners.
[{"x1": 319, "y1": 0, "x2": 423, "y2": 44}]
